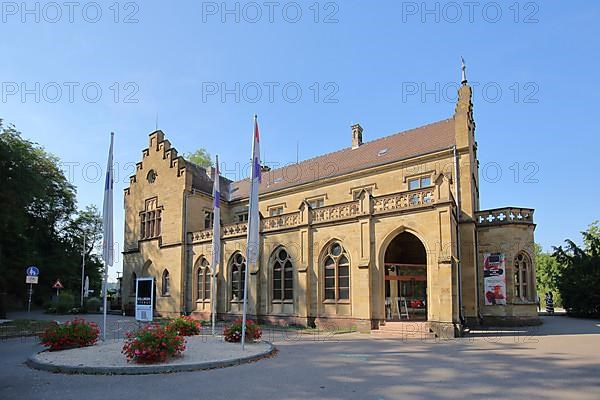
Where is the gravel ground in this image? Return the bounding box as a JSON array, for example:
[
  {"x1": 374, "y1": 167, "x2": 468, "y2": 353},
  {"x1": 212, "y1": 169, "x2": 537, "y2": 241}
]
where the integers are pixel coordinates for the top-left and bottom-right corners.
[{"x1": 31, "y1": 335, "x2": 270, "y2": 369}]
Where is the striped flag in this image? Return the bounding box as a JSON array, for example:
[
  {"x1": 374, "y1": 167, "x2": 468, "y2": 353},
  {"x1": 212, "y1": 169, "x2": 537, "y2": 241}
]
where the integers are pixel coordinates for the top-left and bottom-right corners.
[
  {"x1": 210, "y1": 155, "x2": 221, "y2": 336},
  {"x1": 102, "y1": 132, "x2": 114, "y2": 266},
  {"x1": 212, "y1": 155, "x2": 221, "y2": 267},
  {"x1": 242, "y1": 115, "x2": 261, "y2": 349},
  {"x1": 101, "y1": 132, "x2": 114, "y2": 341},
  {"x1": 246, "y1": 116, "x2": 261, "y2": 263}
]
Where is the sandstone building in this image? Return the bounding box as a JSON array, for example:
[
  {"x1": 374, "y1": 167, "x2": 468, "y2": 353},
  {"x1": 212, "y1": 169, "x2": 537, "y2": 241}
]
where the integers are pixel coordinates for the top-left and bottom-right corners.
[{"x1": 122, "y1": 74, "x2": 539, "y2": 336}]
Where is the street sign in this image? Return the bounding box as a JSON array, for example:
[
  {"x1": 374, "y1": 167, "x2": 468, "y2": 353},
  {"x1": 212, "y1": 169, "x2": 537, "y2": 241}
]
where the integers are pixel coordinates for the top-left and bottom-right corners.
[
  {"x1": 26, "y1": 276, "x2": 39, "y2": 284},
  {"x1": 26, "y1": 266, "x2": 40, "y2": 276},
  {"x1": 52, "y1": 279, "x2": 64, "y2": 289}
]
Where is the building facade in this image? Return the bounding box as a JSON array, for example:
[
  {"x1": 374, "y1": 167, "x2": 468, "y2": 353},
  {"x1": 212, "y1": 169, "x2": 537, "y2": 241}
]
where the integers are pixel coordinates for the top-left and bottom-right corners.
[{"x1": 122, "y1": 77, "x2": 539, "y2": 336}]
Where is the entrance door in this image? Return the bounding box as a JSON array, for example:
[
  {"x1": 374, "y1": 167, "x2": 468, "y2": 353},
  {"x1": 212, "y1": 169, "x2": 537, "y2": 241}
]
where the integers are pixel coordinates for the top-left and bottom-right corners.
[{"x1": 384, "y1": 232, "x2": 427, "y2": 321}]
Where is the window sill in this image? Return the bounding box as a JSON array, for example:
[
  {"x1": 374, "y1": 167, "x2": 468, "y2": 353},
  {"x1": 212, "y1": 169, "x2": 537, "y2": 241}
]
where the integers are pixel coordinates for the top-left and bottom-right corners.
[
  {"x1": 196, "y1": 300, "x2": 211, "y2": 304},
  {"x1": 272, "y1": 300, "x2": 294, "y2": 304},
  {"x1": 323, "y1": 299, "x2": 350, "y2": 305},
  {"x1": 161, "y1": 294, "x2": 171, "y2": 297}
]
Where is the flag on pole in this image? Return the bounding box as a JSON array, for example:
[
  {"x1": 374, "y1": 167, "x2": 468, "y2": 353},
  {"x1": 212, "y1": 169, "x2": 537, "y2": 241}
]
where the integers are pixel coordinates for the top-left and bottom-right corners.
[
  {"x1": 101, "y1": 132, "x2": 114, "y2": 341},
  {"x1": 241, "y1": 115, "x2": 261, "y2": 350},
  {"x1": 210, "y1": 155, "x2": 221, "y2": 336}
]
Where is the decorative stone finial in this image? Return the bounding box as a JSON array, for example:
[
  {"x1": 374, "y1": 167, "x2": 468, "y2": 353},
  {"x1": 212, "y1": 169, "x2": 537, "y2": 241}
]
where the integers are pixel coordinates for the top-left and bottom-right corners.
[{"x1": 461, "y1": 57, "x2": 467, "y2": 85}]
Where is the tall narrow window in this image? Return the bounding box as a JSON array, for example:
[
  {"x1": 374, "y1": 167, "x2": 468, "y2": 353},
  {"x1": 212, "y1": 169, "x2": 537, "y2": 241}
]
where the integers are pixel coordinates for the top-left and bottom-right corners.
[
  {"x1": 162, "y1": 270, "x2": 170, "y2": 296},
  {"x1": 514, "y1": 252, "x2": 532, "y2": 301},
  {"x1": 322, "y1": 242, "x2": 351, "y2": 302},
  {"x1": 204, "y1": 211, "x2": 214, "y2": 229},
  {"x1": 196, "y1": 258, "x2": 211, "y2": 301},
  {"x1": 272, "y1": 248, "x2": 293, "y2": 302},
  {"x1": 230, "y1": 253, "x2": 246, "y2": 301},
  {"x1": 131, "y1": 272, "x2": 137, "y2": 295}
]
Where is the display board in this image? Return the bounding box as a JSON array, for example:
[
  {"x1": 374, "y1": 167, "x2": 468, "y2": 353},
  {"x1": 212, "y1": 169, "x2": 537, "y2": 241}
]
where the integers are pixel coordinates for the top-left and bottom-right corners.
[{"x1": 135, "y1": 278, "x2": 154, "y2": 321}]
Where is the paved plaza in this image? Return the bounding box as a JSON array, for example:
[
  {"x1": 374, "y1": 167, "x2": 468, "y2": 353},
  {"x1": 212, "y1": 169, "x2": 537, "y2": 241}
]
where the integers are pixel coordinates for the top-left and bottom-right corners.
[{"x1": 1, "y1": 314, "x2": 599, "y2": 400}]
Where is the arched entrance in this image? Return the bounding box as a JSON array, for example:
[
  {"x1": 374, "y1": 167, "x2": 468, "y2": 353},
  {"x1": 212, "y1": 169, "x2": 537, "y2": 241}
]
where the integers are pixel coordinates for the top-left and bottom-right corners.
[{"x1": 384, "y1": 232, "x2": 427, "y2": 321}]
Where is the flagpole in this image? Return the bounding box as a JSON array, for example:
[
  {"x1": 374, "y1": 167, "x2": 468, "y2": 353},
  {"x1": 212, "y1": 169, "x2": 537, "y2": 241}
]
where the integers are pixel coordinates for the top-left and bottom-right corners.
[
  {"x1": 80, "y1": 233, "x2": 86, "y2": 308},
  {"x1": 102, "y1": 132, "x2": 115, "y2": 341},
  {"x1": 211, "y1": 155, "x2": 221, "y2": 337},
  {"x1": 241, "y1": 114, "x2": 260, "y2": 351}
]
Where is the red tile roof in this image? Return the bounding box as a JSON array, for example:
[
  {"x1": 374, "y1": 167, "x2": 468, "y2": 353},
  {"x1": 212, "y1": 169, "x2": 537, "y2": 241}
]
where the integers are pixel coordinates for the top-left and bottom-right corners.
[{"x1": 229, "y1": 117, "x2": 456, "y2": 200}]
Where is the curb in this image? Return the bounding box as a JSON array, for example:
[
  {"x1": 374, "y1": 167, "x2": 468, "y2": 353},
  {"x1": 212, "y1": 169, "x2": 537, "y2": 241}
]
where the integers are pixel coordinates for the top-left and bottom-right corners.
[{"x1": 26, "y1": 341, "x2": 276, "y2": 375}]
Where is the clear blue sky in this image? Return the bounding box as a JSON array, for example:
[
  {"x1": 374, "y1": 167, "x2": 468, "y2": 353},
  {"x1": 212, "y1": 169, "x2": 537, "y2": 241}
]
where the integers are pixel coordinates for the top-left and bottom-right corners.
[{"x1": 1, "y1": 1, "x2": 598, "y2": 280}]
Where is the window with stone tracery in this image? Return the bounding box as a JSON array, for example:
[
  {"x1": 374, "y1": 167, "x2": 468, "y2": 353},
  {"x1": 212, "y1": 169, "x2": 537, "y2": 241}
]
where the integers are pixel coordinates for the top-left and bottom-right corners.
[
  {"x1": 323, "y1": 242, "x2": 350, "y2": 302},
  {"x1": 230, "y1": 253, "x2": 246, "y2": 301},
  {"x1": 514, "y1": 252, "x2": 533, "y2": 301},
  {"x1": 196, "y1": 258, "x2": 211, "y2": 302},
  {"x1": 140, "y1": 197, "x2": 162, "y2": 240},
  {"x1": 272, "y1": 248, "x2": 293, "y2": 302}
]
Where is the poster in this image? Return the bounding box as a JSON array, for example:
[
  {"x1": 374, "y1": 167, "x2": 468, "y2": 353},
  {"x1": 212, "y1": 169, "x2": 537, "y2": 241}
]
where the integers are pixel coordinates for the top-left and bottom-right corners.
[{"x1": 483, "y1": 253, "x2": 506, "y2": 305}]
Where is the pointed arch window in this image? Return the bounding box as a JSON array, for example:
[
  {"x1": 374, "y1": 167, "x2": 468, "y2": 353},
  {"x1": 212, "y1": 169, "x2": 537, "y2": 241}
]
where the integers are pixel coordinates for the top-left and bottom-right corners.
[
  {"x1": 230, "y1": 253, "x2": 246, "y2": 301},
  {"x1": 196, "y1": 258, "x2": 211, "y2": 302},
  {"x1": 323, "y1": 242, "x2": 350, "y2": 302},
  {"x1": 514, "y1": 252, "x2": 532, "y2": 301},
  {"x1": 161, "y1": 269, "x2": 170, "y2": 296},
  {"x1": 272, "y1": 248, "x2": 293, "y2": 302}
]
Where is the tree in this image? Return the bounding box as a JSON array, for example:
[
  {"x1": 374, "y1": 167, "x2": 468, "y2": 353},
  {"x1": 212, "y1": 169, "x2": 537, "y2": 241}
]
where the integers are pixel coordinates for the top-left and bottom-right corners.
[
  {"x1": 184, "y1": 148, "x2": 213, "y2": 168},
  {"x1": 535, "y1": 244, "x2": 562, "y2": 306},
  {"x1": 0, "y1": 120, "x2": 103, "y2": 307},
  {"x1": 553, "y1": 222, "x2": 600, "y2": 318}
]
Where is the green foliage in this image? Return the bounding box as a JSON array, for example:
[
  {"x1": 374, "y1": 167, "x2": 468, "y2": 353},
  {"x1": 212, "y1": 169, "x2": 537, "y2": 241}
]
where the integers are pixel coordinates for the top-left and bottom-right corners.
[
  {"x1": 85, "y1": 297, "x2": 102, "y2": 312},
  {"x1": 184, "y1": 148, "x2": 213, "y2": 168},
  {"x1": 56, "y1": 292, "x2": 75, "y2": 314},
  {"x1": 0, "y1": 120, "x2": 103, "y2": 307},
  {"x1": 553, "y1": 222, "x2": 600, "y2": 318},
  {"x1": 39, "y1": 319, "x2": 99, "y2": 351},
  {"x1": 535, "y1": 244, "x2": 563, "y2": 307},
  {"x1": 166, "y1": 316, "x2": 202, "y2": 336},
  {"x1": 122, "y1": 324, "x2": 186, "y2": 364}
]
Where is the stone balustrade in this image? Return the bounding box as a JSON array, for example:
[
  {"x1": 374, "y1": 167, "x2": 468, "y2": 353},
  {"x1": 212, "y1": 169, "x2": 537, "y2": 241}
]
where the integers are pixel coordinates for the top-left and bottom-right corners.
[
  {"x1": 262, "y1": 211, "x2": 302, "y2": 232},
  {"x1": 373, "y1": 187, "x2": 436, "y2": 214},
  {"x1": 474, "y1": 207, "x2": 535, "y2": 226},
  {"x1": 189, "y1": 185, "x2": 445, "y2": 243},
  {"x1": 310, "y1": 200, "x2": 362, "y2": 224}
]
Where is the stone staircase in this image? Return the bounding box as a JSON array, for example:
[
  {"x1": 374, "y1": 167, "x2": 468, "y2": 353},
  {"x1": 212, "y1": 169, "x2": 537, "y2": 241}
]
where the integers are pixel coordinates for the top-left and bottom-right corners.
[{"x1": 371, "y1": 321, "x2": 437, "y2": 340}]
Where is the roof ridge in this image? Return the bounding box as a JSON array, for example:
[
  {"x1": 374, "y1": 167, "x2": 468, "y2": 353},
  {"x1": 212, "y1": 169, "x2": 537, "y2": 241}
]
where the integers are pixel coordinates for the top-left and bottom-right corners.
[{"x1": 231, "y1": 117, "x2": 454, "y2": 185}]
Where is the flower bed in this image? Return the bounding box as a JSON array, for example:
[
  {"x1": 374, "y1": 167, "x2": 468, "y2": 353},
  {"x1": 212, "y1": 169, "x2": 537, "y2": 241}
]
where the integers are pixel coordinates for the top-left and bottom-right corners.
[
  {"x1": 122, "y1": 324, "x2": 186, "y2": 364},
  {"x1": 39, "y1": 319, "x2": 99, "y2": 351},
  {"x1": 223, "y1": 319, "x2": 262, "y2": 343},
  {"x1": 166, "y1": 316, "x2": 201, "y2": 336}
]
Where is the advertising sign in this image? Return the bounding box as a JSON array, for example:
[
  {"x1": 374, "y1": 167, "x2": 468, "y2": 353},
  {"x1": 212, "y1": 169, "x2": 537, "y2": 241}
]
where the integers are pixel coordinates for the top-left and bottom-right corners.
[
  {"x1": 483, "y1": 252, "x2": 506, "y2": 305},
  {"x1": 135, "y1": 278, "x2": 154, "y2": 322}
]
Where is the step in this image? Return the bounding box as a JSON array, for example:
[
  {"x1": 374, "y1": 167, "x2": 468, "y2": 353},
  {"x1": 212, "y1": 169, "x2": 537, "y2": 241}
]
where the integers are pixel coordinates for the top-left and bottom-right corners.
[{"x1": 372, "y1": 322, "x2": 437, "y2": 339}]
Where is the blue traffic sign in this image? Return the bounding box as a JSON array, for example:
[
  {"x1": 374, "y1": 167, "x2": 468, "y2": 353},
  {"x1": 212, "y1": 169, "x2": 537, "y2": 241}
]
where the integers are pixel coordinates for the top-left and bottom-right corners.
[{"x1": 26, "y1": 266, "x2": 39, "y2": 276}]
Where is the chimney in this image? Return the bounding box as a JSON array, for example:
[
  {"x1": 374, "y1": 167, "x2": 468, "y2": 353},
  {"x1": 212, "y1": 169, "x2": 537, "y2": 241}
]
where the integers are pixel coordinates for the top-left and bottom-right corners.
[{"x1": 351, "y1": 124, "x2": 363, "y2": 149}]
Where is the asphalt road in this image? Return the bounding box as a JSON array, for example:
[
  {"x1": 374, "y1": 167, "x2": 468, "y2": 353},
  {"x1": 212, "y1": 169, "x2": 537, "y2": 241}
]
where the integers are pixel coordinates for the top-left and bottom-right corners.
[{"x1": 1, "y1": 314, "x2": 599, "y2": 400}]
